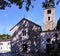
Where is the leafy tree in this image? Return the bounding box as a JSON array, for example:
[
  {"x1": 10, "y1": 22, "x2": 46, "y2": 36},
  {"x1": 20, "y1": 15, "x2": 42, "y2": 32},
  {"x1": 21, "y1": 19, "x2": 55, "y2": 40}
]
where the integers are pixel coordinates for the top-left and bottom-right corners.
[
  {"x1": 0, "y1": 34, "x2": 10, "y2": 40},
  {"x1": 56, "y1": 18, "x2": 60, "y2": 30},
  {"x1": 0, "y1": 0, "x2": 11, "y2": 10},
  {"x1": 0, "y1": 0, "x2": 60, "y2": 11},
  {"x1": 56, "y1": 0, "x2": 60, "y2": 5},
  {"x1": 0, "y1": 0, "x2": 35, "y2": 11},
  {"x1": 42, "y1": 0, "x2": 60, "y2": 9},
  {"x1": 42, "y1": 0, "x2": 55, "y2": 9}
]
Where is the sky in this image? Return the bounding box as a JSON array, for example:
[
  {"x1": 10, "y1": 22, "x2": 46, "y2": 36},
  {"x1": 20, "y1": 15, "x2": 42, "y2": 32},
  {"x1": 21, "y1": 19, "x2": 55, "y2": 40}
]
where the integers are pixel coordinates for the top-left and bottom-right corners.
[{"x1": 0, "y1": 0, "x2": 60, "y2": 34}]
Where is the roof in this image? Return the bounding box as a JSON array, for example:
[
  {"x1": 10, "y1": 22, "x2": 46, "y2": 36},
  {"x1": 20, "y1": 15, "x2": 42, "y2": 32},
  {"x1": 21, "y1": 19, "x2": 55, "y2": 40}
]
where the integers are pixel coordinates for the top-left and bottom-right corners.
[
  {"x1": 0, "y1": 40, "x2": 10, "y2": 42},
  {"x1": 10, "y1": 18, "x2": 42, "y2": 31}
]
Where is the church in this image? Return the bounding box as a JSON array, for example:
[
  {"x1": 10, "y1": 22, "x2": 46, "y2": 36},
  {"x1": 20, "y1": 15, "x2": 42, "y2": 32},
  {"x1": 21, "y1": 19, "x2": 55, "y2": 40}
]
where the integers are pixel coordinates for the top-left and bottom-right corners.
[{"x1": 10, "y1": 0, "x2": 60, "y2": 56}]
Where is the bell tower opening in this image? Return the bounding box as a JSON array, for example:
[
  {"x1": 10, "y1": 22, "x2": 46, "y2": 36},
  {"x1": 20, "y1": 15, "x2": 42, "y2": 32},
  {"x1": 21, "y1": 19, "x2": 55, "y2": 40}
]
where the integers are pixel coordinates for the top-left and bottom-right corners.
[{"x1": 47, "y1": 10, "x2": 51, "y2": 14}]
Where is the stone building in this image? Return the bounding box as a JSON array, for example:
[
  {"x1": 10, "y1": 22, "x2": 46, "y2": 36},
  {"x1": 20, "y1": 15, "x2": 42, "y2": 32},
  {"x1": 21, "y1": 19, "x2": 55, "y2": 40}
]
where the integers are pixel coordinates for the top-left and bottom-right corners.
[
  {"x1": 40, "y1": 30, "x2": 60, "y2": 53},
  {"x1": 10, "y1": 18, "x2": 42, "y2": 55},
  {"x1": 40, "y1": 0, "x2": 60, "y2": 53},
  {"x1": 43, "y1": 1, "x2": 55, "y2": 31},
  {"x1": 10, "y1": 0, "x2": 60, "y2": 55}
]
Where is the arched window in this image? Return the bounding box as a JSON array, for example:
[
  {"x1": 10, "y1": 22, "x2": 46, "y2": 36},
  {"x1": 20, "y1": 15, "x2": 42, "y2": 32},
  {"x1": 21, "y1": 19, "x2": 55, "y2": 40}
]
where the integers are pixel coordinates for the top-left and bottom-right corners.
[{"x1": 22, "y1": 30, "x2": 26, "y2": 36}]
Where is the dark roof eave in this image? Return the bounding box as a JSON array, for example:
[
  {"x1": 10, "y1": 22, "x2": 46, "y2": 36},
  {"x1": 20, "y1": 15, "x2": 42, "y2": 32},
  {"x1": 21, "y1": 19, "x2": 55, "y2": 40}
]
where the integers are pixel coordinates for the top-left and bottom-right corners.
[{"x1": 10, "y1": 18, "x2": 42, "y2": 31}]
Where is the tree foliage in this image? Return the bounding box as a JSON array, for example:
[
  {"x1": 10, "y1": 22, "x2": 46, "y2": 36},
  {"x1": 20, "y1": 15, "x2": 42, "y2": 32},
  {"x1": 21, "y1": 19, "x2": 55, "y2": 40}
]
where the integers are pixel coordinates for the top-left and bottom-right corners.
[
  {"x1": 0, "y1": 0, "x2": 60, "y2": 11},
  {"x1": 56, "y1": 18, "x2": 60, "y2": 30},
  {"x1": 42, "y1": 0, "x2": 60, "y2": 9},
  {"x1": 42, "y1": 0, "x2": 55, "y2": 9},
  {"x1": 0, "y1": 34, "x2": 10, "y2": 40},
  {"x1": 0, "y1": 0, "x2": 11, "y2": 10},
  {"x1": 9, "y1": 0, "x2": 32, "y2": 11},
  {"x1": 56, "y1": 0, "x2": 60, "y2": 5},
  {"x1": 0, "y1": 0, "x2": 35, "y2": 11}
]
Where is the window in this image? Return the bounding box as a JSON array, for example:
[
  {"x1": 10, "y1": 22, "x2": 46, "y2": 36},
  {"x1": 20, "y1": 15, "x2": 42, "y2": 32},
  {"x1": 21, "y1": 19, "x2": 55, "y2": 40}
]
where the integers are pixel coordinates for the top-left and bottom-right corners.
[
  {"x1": 47, "y1": 10, "x2": 51, "y2": 14},
  {"x1": 1, "y1": 47, "x2": 2, "y2": 49},
  {"x1": 22, "y1": 44, "x2": 27, "y2": 52},
  {"x1": 48, "y1": 17, "x2": 50, "y2": 21},
  {"x1": 48, "y1": 29, "x2": 50, "y2": 31},
  {"x1": 22, "y1": 30, "x2": 26, "y2": 36}
]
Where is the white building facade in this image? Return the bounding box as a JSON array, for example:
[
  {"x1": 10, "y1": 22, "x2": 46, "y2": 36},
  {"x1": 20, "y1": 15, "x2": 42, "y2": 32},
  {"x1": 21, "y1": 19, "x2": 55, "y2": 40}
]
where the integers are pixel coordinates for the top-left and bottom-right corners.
[{"x1": 0, "y1": 40, "x2": 11, "y2": 53}]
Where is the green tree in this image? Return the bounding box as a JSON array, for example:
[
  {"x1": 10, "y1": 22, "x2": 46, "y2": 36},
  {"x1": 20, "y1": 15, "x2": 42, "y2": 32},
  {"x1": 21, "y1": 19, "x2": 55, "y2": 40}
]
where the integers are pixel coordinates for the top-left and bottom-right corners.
[
  {"x1": 56, "y1": 0, "x2": 60, "y2": 5},
  {"x1": 0, "y1": 34, "x2": 10, "y2": 40},
  {"x1": 0, "y1": 0, "x2": 60, "y2": 11},
  {"x1": 42, "y1": 0, "x2": 60, "y2": 9},
  {"x1": 0, "y1": 0, "x2": 11, "y2": 10},
  {"x1": 0, "y1": 0, "x2": 35, "y2": 11},
  {"x1": 56, "y1": 18, "x2": 60, "y2": 30},
  {"x1": 42, "y1": 0, "x2": 55, "y2": 9}
]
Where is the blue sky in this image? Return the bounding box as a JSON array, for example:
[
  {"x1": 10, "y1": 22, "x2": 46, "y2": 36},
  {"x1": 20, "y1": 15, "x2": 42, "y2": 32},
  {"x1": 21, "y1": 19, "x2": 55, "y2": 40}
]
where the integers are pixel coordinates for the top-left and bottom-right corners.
[{"x1": 0, "y1": 0, "x2": 60, "y2": 34}]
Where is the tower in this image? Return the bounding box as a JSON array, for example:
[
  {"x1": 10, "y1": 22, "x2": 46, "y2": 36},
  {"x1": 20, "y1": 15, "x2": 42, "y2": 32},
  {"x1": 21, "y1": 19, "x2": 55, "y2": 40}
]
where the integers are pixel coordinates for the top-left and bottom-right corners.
[{"x1": 43, "y1": 0, "x2": 55, "y2": 31}]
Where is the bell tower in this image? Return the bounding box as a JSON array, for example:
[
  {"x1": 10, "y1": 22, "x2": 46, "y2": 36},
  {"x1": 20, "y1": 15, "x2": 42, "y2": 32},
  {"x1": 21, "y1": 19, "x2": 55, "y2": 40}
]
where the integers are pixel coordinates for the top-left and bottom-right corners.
[{"x1": 43, "y1": 0, "x2": 55, "y2": 31}]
